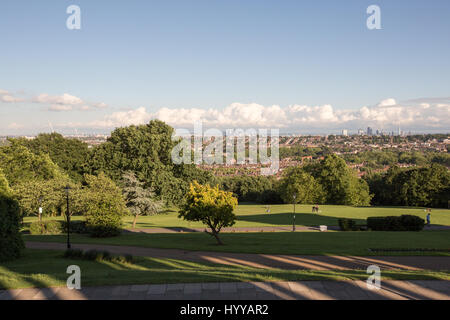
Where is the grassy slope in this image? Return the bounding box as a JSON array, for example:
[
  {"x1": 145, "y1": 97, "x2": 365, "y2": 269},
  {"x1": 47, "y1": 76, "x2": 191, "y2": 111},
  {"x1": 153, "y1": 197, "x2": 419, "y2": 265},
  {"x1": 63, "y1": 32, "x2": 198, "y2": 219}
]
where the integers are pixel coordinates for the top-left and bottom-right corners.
[
  {"x1": 0, "y1": 249, "x2": 448, "y2": 290},
  {"x1": 23, "y1": 204, "x2": 450, "y2": 229},
  {"x1": 24, "y1": 230, "x2": 450, "y2": 256}
]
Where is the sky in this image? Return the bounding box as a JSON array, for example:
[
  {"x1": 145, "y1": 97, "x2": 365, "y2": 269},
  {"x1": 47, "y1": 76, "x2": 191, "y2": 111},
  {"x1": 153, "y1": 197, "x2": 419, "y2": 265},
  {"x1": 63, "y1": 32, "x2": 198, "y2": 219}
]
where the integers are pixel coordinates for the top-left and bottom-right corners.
[{"x1": 0, "y1": 0, "x2": 449, "y2": 135}]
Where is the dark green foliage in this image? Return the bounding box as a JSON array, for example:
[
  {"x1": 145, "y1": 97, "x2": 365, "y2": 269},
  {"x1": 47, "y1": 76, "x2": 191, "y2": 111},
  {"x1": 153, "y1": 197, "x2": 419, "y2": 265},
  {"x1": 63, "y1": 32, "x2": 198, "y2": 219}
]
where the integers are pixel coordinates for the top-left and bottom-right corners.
[
  {"x1": 338, "y1": 218, "x2": 357, "y2": 231},
  {"x1": 82, "y1": 173, "x2": 127, "y2": 237},
  {"x1": 366, "y1": 164, "x2": 450, "y2": 208},
  {"x1": 10, "y1": 133, "x2": 90, "y2": 182},
  {"x1": 0, "y1": 194, "x2": 24, "y2": 262},
  {"x1": 367, "y1": 215, "x2": 425, "y2": 231},
  {"x1": 62, "y1": 220, "x2": 88, "y2": 234},
  {"x1": 219, "y1": 175, "x2": 278, "y2": 203},
  {"x1": 29, "y1": 220, "x2": 63, "y2": 235},
  {"x1": 303, "y1": 154, "x2": 372, "y2": 206},
  {"x1": 64, "y1": 249, "x2": 133, "y2": 263}
]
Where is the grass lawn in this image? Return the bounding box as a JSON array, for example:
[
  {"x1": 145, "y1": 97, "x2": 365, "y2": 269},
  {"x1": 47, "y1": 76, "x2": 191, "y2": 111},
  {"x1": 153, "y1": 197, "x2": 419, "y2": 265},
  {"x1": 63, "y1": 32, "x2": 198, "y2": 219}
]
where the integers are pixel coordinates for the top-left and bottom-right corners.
[
  {"x1": 22, "y1": 204, "x2": 450, "y2": 229},
  {"x1": 0, "y1": 249, "x2": 448, "y2": 290},
  {"x1": 24, "y1": 230, "x2": 450, "y2": 256}
]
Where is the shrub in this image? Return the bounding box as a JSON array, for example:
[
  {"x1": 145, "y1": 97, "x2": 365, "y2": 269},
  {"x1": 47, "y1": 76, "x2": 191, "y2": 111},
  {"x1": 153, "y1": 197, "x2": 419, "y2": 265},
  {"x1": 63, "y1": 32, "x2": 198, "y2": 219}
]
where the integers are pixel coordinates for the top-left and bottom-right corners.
[
  {"x1": 338, "y1": 218, "x2": 357, "y2": 231},
  {"x1": 63, "y1": 248, "x2": 134, "y2": 263},
  {"x1": 62, "y1": 220, "x2": 89, "y2": 234},
  {"x1": 367, "y1": 215, "x2": 425, "y2": 231},
  {"x1": 82, "y1": 173, "x2": 126, "y2": 238},
  {"x1": 0, "y1": 195, "x2": 24, "y2": 262},
  {"x1": 400, "y1": 215, "x2": 425, "y2": 231},
  {"x1": 63, "y1": 248, "x2": 84, "y2": 259},
  {"x1": 29, "y1": 220, "x2": 63, "y2": 235}
]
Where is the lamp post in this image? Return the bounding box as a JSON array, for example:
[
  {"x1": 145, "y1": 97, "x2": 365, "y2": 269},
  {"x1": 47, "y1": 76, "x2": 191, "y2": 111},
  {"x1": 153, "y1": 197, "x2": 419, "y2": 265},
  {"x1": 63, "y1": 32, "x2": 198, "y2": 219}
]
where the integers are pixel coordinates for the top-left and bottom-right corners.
[
  {"x1": 64, "y1": 185, "x2": 71, "y2": 249},
  {"x1": 292, "y1": 194, "x2": 296, "y2": 232}
]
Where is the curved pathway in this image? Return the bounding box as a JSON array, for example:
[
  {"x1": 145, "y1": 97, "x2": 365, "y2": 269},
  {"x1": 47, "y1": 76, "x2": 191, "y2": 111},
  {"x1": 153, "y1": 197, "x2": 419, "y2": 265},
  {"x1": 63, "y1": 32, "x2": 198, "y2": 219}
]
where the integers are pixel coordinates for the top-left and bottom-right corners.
[{"x1": 26, "y1": 242, "x2": 450, "y2": 271}]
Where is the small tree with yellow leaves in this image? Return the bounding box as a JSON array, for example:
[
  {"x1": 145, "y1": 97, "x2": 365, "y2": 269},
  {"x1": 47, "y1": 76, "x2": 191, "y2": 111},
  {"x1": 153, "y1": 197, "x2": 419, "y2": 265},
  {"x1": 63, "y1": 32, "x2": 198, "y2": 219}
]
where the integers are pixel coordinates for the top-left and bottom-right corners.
[{"x1": 179, "y1": 181, "x2": 238, "y2": 245}]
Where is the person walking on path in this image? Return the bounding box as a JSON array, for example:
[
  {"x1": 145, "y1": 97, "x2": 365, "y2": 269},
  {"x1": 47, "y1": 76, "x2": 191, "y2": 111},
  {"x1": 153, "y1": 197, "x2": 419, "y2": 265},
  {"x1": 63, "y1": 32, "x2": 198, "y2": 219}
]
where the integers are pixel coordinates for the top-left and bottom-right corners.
[{"x1": 426, "y1": 212, "x2": 431, "y2": 226}]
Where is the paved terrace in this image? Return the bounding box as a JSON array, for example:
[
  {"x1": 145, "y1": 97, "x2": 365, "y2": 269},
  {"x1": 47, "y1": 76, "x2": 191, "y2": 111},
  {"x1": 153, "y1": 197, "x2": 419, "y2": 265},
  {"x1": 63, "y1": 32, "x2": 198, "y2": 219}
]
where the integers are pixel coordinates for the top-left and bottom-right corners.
[{"x1": 1, "y1": 280, "x2": 449, "y2": 300}]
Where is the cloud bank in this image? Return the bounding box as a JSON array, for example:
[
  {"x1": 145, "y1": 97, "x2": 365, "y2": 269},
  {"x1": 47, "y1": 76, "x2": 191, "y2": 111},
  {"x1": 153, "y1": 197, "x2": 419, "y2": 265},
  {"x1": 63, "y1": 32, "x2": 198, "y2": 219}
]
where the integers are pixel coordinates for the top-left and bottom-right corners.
[{"x1": 78, "y1": 98, "x2": 450, "y2": 133}]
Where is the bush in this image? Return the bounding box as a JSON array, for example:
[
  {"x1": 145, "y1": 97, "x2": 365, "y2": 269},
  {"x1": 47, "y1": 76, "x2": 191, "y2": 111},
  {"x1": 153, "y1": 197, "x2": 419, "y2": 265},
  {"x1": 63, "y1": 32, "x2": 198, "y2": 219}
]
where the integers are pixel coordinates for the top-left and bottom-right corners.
[
  {"x1": 367, "y1": 215, "x2": 425, "y2": 231},
  {"x1": 338, "y1": 218, "x2": 357, "y2": 231},
  {"x1": 0, "y1": 195, "x2": 24, "y2": 262},
  {"x1": 63, "y1": 248, "x2": 134, "y2": 263},
  {"x1": 62, "y1": 220, "x2": 89, "y2": 234},
  {"x1": 29, "y1": 220, "x2": 63, "y2": 235},
  {"x1": 88, "y1": 225, "x2": 122, "y2": 238}
]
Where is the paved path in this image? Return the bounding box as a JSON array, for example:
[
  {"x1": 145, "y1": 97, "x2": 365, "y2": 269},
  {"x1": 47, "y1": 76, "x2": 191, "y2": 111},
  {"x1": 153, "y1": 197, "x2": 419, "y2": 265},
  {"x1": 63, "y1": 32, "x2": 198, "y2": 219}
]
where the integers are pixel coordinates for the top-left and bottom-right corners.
[
  {"x1": 26, "y1": 242, "x2": 450, "y2": 270},
  {"x1": 1, "y1": 280, "x2": 449, "y2": 300}
]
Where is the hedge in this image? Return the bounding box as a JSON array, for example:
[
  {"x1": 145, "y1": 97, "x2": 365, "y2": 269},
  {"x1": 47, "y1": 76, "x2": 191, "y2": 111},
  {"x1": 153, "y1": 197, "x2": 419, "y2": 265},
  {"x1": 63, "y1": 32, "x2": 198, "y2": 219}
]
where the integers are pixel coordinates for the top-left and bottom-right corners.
[
  {"x1": 0, "y1": 195, "x2": 24, "y2": 262},
  {"x1": 367, "y1": 215, "x2": 425, "y2": 231},
  {"x1": 338, "y1": 218, "x2": 357, "y2": 231},
  {"x1": 30, "y1": 220, "x2": 89, "y2": 235}
]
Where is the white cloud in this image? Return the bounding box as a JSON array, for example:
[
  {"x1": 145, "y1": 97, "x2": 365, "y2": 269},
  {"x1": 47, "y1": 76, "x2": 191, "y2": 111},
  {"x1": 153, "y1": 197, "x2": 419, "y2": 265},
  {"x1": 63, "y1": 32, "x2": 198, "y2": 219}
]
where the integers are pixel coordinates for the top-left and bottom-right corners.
[
  {"x1": 49, "y1": 104, "x2": 73, "y2": 112},
  {"x1": 34, "y1": 93, "x2": 83, "y2": 105},
  {"x1": 70, "y1": 98, "x2": 449, "y2": 133},
  {"x1": 1, "y1": 95, "x2": 25, "y2": 103},
  {"x1": 377, "y1": 98, "x2": 397, "y2": 107},
  {"x1": 89, "y1": 107, "x2": 151, "y2": 128}
]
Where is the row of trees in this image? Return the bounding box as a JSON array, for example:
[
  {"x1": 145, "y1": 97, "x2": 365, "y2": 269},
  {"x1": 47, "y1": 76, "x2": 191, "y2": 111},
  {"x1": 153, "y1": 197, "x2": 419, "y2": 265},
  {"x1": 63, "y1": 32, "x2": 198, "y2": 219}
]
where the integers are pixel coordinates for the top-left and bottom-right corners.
[
  {"x1": 365, "y1": 164, "x2": 450, "y2": 208},
  {"x1": 218, "y1": 155, "x2": 372, "y2": 206}
]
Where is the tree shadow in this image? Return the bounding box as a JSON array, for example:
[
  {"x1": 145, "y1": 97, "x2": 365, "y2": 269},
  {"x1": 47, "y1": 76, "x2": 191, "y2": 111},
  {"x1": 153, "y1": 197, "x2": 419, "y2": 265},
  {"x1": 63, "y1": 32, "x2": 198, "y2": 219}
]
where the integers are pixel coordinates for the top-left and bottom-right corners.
[{"x1": 237, "y1": 212, "x2": 366, "y2": 226}]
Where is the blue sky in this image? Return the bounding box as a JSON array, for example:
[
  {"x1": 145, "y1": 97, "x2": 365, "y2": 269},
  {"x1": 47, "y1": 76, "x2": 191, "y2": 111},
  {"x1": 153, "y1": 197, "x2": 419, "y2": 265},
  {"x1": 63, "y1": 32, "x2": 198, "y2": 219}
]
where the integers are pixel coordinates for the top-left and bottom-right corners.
[{"x1": 0, "y1": 0, "x2": 449, "y2": 134}]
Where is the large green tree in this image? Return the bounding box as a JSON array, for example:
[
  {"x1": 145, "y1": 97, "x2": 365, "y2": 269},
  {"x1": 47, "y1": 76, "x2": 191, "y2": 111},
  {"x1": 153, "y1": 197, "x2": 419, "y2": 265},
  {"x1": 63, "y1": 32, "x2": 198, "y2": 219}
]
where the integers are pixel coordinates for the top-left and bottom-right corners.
[
  {"x1": 82, "y1": 173, "x2": 128, "y2": 237},
  {"x1": 304, "y1": 154, "x2": 372, "y2": 206},
  {"x1": 11, "y1": 133, "x2": 90, "y2": 182},
  {"x1": 278, "y1": 167, "x2": 325, "y2": 205}
]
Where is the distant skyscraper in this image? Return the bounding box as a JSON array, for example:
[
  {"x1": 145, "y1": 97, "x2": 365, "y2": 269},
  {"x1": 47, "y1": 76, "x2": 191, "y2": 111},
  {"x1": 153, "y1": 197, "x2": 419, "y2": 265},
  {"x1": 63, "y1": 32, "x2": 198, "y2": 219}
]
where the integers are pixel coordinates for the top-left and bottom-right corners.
[
  {"x1": 342, "y1": 129, "x2": 348, "y2": 136},
  {"x1": 367, "y1": 127, "x2": 373, "y2": 136},
  {"x1": 358, "y1": 129, "x2": 364, "y2": 135}
]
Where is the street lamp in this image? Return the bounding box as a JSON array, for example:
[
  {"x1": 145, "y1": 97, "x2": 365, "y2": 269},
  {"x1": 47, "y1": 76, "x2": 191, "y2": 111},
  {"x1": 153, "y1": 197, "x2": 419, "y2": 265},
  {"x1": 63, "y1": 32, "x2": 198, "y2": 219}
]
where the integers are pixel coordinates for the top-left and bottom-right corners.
[
  {"x1": 64, "y1": 185, "x2": 71, "y2": 249},
  {"x1": 292, "y1": 194, "x2": 296, "y2": 232}
]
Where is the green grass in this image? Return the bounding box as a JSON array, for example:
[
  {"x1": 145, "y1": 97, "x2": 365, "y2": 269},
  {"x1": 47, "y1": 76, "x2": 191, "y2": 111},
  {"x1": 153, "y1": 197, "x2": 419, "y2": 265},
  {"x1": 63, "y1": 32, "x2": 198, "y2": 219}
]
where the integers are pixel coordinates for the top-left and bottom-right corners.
[
  {"x1": 0, "y1": 249, "x2": 448, "y2": 290},
  {"x1": 24, "y1": 230, "x2": 450, "y2": 256},
  {"x1": 23, "y1": 204, "x2": 450, "y2": 230}
]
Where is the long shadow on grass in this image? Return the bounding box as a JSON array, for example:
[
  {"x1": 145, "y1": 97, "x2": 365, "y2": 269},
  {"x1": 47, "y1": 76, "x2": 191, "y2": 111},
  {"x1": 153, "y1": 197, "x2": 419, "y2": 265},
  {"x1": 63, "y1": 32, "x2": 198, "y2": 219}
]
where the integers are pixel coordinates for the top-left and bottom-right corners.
[{"x1": 237, "y1": 212, "x2": 366, "y2": 226}]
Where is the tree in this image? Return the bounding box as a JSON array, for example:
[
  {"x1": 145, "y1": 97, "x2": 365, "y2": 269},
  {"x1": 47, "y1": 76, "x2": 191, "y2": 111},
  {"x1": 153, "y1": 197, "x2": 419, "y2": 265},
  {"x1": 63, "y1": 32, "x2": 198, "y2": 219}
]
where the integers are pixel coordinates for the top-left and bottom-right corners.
[
  {"x1": 88, "y1": 120, "x2": 216, "y2": 205},
  {"x1": 0, "y1": 169, "x2": 12, "y2": 197},
  {"x1": 13, "y1": 176, "x2": 73, "y2": 221},
  {"x1": 0, "y1": 143, "x2": 67, "y2": 186},
  {"x1": 82, "y1": 173, "x2": 128, "y2": 237},
  {"x1": 121, "y1": 172, "x2": 164, "y2": 228},
  {"x1": 0, "y1": 193, "x2": 24, "y2": 261},
  {"x1": 305, "y1": 154, "x2": 372, "y2": 206},
  {"x1": 179, "y1": 181, "x2": 238, "y2": 245},
  {"x1": 278, "y1": 167, "x2": 325, "y2": 205},
  {"x1": 10, "y1": 133, "x2": 90, "y2": 182}
]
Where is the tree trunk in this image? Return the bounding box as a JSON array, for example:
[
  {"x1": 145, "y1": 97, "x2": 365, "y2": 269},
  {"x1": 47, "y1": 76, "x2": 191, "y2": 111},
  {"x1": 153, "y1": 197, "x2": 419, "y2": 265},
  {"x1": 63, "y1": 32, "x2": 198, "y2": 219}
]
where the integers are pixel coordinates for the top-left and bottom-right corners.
[
  {"x1": 132, "y1": 214, "x2": 138, "y2": 228},
  {"x1": 212, "y1": 231, "x2": 223, "y2": 245}
]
